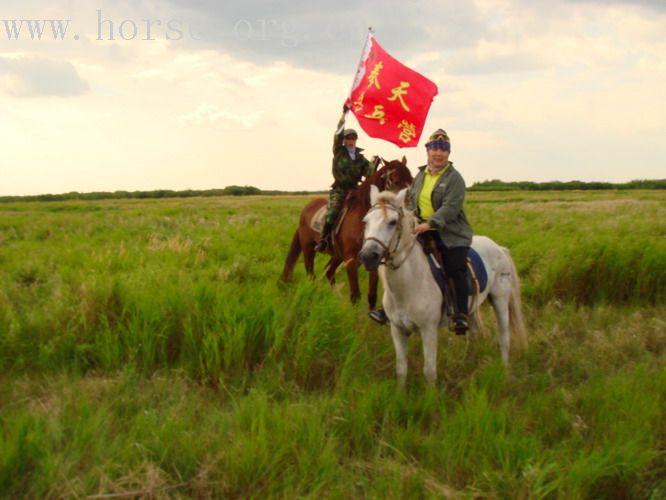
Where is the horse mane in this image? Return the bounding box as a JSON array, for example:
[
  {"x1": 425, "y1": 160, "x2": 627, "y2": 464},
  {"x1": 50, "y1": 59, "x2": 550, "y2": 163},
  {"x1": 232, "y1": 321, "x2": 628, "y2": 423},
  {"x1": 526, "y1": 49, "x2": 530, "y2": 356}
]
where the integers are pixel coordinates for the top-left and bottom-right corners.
[
  {"x1": 375, "y1": 190, "x2": 398, "y2": 204},
  {"x1": 375, "y1": 190, "x2": 414, "y2": 224}
]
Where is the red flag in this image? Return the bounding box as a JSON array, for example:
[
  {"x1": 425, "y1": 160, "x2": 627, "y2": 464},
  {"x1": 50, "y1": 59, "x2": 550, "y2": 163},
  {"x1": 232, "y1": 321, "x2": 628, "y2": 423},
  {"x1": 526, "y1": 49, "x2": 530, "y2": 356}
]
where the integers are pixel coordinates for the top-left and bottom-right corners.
[{"x1": 346, "y1": 34, "x2": 438, "y2": 148}]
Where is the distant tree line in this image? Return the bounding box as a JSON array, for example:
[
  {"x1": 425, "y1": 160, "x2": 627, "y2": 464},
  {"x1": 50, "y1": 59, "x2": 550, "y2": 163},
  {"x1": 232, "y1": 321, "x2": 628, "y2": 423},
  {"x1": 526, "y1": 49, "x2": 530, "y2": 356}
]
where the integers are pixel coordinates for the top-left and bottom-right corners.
[
  {"x1": 0, "y1": 185, "x2": 333, "y2": 203},
  {"x1": 2, "y1": 179, "x2": 664, "y2": 203},
  {"x1": 0, "y1": 185, "x2": 260, "y2": 203},
  {"x1": 469, "y1": 179, "x2": 666, "y2": 191}
]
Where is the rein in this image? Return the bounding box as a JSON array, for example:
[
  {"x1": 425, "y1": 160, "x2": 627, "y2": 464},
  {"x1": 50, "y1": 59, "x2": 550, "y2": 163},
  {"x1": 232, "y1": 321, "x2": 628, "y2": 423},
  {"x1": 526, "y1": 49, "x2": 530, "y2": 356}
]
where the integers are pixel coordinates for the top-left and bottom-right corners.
[{"x1": 363, "y1": 201, "x2": 417, "y2": 270}]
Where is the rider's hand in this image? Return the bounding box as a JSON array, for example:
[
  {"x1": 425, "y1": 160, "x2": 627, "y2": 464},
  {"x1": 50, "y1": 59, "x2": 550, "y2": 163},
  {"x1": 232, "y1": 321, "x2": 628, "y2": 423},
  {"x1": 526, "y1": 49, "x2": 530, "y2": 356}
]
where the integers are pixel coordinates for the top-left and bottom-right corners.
[
  {"x1": 343, "y1": 103, "x2": 350, "y2": 113},
  {"x1": 414, "y1": 222, "x2": 432, "y2": 234}
]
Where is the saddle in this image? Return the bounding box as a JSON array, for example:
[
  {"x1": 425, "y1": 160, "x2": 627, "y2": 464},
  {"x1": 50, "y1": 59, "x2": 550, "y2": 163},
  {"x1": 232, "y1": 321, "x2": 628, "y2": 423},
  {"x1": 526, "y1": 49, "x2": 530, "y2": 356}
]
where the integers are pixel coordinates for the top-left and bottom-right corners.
[
  {"x1": 418, "y1": 235, "x2": 487, "y2": 319},
  {"x1": 310, "y1": 205, "x2": 328, "y2": 233},
  {"x1": 309, "y1": 200, "x2": 350, "y2": 236}
]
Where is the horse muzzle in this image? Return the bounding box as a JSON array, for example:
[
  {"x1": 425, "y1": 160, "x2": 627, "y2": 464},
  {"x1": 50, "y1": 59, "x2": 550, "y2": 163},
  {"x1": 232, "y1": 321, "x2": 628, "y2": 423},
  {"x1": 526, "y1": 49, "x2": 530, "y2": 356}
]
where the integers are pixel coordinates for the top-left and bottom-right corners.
[{"x1": 359, "y1": 242, "x2": 383, "y2": 271}]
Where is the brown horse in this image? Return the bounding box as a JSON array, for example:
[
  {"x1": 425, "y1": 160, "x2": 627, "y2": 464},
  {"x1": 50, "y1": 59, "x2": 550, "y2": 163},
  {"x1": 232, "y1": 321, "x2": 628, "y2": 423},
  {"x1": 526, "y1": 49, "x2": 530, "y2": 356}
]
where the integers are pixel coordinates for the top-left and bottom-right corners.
[{"x1": 280, "y1": 158, "x2": 413, "y2": 308}]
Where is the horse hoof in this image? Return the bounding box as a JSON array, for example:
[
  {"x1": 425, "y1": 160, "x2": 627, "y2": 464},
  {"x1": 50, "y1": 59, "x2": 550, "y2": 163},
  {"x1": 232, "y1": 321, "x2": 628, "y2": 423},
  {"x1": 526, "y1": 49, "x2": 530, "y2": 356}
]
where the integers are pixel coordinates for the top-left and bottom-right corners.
[{"x1": 368, "y1": 309, "x2": 389, "y2": 325}]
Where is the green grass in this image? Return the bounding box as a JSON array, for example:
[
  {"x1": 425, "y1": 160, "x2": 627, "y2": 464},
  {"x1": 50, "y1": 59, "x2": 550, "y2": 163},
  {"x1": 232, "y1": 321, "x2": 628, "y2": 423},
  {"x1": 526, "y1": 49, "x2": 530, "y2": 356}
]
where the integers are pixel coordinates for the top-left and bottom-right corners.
[{"x1": 0, "y1": 191, "x2": 664, "y2": 498}]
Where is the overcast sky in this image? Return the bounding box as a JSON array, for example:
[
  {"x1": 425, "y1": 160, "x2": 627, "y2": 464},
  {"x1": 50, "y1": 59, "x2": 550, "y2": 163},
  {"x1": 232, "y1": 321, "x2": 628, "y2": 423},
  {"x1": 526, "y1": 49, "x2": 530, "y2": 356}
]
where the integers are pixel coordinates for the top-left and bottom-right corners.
[{"x1": 1, "y1": 0, "x2": 664, "y2": 195}]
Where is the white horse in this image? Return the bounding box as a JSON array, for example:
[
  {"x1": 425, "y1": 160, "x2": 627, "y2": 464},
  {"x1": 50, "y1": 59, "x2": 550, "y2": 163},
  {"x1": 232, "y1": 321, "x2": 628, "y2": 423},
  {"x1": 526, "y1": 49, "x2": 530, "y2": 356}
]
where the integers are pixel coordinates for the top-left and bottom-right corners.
[{"x1": 359, "y1": 186, "x2": 527, "y2": 385}]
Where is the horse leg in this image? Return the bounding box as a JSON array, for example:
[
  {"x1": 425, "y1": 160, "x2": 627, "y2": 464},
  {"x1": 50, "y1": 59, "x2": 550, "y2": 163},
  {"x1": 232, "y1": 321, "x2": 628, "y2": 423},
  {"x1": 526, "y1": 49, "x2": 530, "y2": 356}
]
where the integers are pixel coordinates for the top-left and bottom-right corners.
[
  {"x1": 280, "y1": 229, "x2": 302, "y2": 282},
  {"x1": 390, "y1": 323, "x2": 409, "y2": 387},
  {"x1": 302, "y1": 238, "x2": 316, "y2": 278},
  {"x1": 467, "y1": 308, "x2": 478, "y2": 343},
  {"x1": 420, "y1": 325, "x2": 439, "y2": 385},
  {"x1": 325, "y1": 256, "x2": 341, "y2": 285},
  {"x1": 345, "y1": 258, "x2": 361, "y2": 303},
  {"x1": 490, "y1": 294, "x2": 511, "y2": 365},
  {"x1": 368, "y1": 270, "x2": 379, "y2": 310}
]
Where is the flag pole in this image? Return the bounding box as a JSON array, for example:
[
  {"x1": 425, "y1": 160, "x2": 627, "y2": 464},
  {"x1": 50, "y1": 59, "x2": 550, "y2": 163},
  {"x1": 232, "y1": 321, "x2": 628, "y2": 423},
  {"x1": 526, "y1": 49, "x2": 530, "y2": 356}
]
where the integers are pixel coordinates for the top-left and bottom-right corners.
[{"x1": 347, "y1": 27, "x2": 374, "y2": 108}]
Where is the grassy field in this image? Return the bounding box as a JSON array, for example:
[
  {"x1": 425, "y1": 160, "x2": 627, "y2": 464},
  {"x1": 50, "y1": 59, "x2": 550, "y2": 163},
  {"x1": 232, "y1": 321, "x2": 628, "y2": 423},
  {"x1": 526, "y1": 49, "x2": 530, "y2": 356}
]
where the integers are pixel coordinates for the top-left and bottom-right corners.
[{"x1": 0, "y1": 190, "x2": 664, "y2": 498}]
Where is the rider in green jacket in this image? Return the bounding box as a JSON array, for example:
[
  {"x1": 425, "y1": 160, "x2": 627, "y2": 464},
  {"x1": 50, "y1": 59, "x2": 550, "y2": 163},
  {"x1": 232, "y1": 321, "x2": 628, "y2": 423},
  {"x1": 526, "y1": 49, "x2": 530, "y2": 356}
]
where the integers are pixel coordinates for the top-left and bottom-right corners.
[
  {"x1": 369, "y1": 129, "x2": 473, "y2": 334},
  {"x1": 316, "y1": 105, "x2": 376, "y2": 252}
]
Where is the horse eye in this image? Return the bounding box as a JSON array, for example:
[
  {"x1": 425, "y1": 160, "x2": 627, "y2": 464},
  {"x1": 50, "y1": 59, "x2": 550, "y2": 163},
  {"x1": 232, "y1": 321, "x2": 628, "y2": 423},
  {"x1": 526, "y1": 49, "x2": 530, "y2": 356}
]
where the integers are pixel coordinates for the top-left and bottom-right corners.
[{"x1": 388, "y1": 219, "x2": 397, "y2": 226}]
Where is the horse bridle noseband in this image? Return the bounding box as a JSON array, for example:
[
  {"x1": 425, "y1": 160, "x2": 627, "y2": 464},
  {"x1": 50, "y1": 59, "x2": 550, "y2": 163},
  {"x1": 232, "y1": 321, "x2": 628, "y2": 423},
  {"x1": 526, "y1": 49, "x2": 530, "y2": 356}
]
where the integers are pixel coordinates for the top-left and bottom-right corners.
[{"x1": 363, "y1": 202, "x2": 416, "y2": 270}]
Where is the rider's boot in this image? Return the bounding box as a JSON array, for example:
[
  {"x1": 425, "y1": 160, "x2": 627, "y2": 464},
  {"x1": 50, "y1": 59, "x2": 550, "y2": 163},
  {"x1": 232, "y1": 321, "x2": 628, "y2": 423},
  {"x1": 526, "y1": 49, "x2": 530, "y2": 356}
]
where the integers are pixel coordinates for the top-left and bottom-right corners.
[
  {"x1": 447, "y1": 279, "x2": 468, "y2": 335},
  {"x1": 315, "y1": 222, "x2": 333, "y2": 252},
  {"x1": 452, "y1": 312, "x2": 469, "y2": 335}
]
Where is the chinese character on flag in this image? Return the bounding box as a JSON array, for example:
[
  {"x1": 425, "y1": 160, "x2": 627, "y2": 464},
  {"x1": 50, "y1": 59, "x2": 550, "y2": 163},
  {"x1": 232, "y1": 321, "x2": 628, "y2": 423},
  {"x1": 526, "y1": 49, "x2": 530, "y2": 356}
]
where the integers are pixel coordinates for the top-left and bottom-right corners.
[{"x1": 345, "y1": 33, "x2": 438, "y2": 148}]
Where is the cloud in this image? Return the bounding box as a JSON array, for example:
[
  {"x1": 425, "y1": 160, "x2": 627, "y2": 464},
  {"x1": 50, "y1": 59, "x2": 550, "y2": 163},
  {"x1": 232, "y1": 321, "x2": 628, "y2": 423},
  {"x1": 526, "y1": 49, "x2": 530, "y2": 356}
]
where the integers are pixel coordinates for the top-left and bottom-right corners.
[
  {"x1": 152, "y1": 0, "x2": 666, "y2": 79},
  {"x1": 160, "y1": 0, "x2": 488, "y2": 72},
  {"x1": 564, "y1": 0, "x2": 666, "y2": 11},
  {"x1": 179, "y1": 102, "x2": 265, "y2": 128},
  {"x1": 446, "y1": 45, "x2": 547, "y2": 75},
  {"x1": 1, "y1": 0, "x2": 665, "y2": 196},
  {"x1": 0, "y1": 56, "x2": 89, "y2": 97}
]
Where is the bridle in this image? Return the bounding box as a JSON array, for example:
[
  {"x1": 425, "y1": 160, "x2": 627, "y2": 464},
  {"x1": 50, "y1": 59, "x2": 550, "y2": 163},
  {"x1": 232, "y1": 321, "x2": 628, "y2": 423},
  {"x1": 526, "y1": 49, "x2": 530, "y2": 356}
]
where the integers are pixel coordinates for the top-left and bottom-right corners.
[{"x1": 363, "y1": 201, "x2": 417, "y2": 270}]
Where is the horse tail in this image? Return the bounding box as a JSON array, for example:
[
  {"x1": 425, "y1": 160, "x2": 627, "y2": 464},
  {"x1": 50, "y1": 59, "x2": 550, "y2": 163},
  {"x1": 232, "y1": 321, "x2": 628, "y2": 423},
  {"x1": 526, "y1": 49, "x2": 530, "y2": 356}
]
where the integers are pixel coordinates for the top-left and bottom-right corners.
[
  {"x1": 280, "y1": 229, "x2": 302, "y2": 282},
  {"x1": 503, "y1": 247, "x2": 528, "y2": 350}
]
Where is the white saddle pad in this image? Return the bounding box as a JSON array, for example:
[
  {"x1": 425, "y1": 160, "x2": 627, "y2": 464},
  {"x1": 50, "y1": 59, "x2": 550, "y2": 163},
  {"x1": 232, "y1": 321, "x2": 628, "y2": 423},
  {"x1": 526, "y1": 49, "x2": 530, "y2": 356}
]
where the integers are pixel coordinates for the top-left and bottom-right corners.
[{"x1": 310, "y1": 205, "x2": 327, "y2": 233}]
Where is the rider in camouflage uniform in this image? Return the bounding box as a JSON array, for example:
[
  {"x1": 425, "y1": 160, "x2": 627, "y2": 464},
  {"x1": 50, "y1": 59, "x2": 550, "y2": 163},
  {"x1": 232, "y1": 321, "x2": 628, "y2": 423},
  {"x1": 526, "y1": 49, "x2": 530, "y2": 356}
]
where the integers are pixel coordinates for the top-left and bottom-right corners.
[{"x1": 315, "y1": 105, "x2": 376, "y2": 252}]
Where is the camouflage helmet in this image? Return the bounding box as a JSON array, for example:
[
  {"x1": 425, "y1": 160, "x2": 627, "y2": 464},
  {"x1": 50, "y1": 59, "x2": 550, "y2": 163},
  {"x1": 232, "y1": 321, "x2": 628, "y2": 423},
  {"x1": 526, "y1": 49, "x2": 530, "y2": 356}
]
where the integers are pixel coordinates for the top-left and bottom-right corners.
[{"x1": 343, "y1": 128, "x2": 358, "y2": 139}]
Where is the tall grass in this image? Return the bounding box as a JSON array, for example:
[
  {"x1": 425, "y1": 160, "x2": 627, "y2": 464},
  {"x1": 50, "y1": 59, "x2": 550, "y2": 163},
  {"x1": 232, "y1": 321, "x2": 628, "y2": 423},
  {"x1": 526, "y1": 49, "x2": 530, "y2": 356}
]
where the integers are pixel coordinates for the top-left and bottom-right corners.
[
  {"x1": 470, "y1": 191, "x2": 666, "y2": 305},
  {"x1": 0, "y1": 192, "x2": 664, "y2": 497}
]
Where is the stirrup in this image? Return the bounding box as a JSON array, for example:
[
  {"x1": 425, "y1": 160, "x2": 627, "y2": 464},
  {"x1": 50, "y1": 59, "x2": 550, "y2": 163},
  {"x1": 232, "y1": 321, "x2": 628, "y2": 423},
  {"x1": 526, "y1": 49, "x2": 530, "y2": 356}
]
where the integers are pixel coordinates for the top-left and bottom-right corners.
[
  {"x1": 315, "y1": 237, "x2": 329, "y2": 252},
  {"x1": 450, "y1": 313, "x2": 468, "y2": 336},
  {"x1": 368, "y1": 308, "x2": 389, "y2": 325}
]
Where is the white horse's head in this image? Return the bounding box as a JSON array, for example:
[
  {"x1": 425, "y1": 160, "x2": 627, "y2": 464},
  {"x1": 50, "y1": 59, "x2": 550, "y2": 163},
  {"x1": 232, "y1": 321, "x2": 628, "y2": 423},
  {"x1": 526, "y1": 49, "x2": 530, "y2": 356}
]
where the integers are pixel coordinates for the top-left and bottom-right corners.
[{"x1": 359, "y1": 186, "x2": 409, "y2": 271}]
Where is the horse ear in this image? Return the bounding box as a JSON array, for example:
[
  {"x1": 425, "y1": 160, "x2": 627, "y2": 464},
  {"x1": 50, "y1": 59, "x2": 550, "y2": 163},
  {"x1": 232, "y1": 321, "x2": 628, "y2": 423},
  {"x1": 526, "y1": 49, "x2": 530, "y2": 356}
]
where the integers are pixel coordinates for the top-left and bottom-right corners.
[
  {"x1": 401, "y1": 155, "x2": 407, "y2": 165},
  {"x1": 396, "y1": 187, "x2": 408, "y2": 207},
  {"x1": 370, "y1": 184, "x2": 379, "y2": 206}
]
